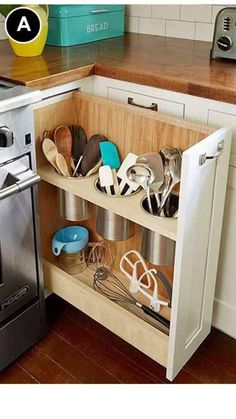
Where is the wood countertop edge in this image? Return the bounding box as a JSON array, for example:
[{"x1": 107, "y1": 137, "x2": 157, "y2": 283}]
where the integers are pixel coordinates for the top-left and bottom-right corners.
[{"x1": 17, "y1": 61, "x2": 236, "y2": 105}]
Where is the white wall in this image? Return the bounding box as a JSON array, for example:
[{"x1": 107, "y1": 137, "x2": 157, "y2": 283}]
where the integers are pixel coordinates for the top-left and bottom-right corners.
[
  {"x1": 0, "y1": 14, "x2": 6, "y2": 40},
  {"x1": 125, "y1": 4, "x2": 232, "y2": 42}
]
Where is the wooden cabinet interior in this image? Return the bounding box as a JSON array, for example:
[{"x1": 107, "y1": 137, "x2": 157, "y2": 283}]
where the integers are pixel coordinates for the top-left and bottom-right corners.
[{"x1": 34, "y1": 91, "x2": 223, "y2": 380}]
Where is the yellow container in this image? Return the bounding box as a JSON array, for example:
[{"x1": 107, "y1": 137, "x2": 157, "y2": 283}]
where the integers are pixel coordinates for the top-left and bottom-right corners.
[{"x1": 9, "y1": 5, "x2": 48, "y2": 57}]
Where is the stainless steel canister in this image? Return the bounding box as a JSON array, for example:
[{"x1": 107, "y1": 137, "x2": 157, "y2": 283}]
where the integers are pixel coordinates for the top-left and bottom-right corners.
[
  {"x1": 59, "y1": 189, "x2": 90, "y2": 222},
  {"x1": 141, "y1": 227, "x2": 175, "y2": 266},
  {"x1": 96, "y1": 206, "x2": 135, "y2": 241}
]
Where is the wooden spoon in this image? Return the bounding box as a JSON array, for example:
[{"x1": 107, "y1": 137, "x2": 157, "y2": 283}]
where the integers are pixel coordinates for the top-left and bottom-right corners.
[
  {"x1": 54, "y1": 125, "x2": 72, "y2": 174},
  {"x1": 42, "y1": 138, "x2": 61, "y2": 174},
  {"x1": 56, "y1": 153, "x2": 71, "y2": 177}
]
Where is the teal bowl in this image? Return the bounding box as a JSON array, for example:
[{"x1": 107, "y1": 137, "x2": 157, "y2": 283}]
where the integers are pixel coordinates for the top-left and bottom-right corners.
[{"x1": 52, "y1": 226, "x2": 89, "y2": 256}]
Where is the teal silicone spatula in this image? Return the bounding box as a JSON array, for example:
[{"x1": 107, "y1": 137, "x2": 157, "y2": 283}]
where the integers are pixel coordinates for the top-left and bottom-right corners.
[{"x1": 99, "y1": 141, "x2": 121, "y2": 170}]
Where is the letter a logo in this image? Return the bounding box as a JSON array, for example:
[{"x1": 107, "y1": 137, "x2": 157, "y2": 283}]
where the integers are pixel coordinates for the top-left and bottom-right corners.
[
  {"x1": 5, "y1": 7, "x2": 41, "y2": 43},
  {"x1": 17, "y1": 16, "x2": 31, "y2": 32}
]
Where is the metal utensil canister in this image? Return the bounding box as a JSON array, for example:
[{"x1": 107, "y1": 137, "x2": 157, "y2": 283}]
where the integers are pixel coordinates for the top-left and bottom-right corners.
[
  {"x1": 141, "y1": 227, "x2": 175, "y2": 266},
  {"x1": 96, "y1": 206, "x2": 135, "y2": 241},
  {"x1": 59, "y1": 189, "x2": 90, "y2": 222}
]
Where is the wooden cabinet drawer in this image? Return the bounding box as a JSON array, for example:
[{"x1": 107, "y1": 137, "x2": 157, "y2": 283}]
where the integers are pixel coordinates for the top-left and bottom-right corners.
[
  {"x1": 108, "y1": 87, "x2": 184, "y2": 118},
  {"x1": 34, "y1": 91, "x2": 231, "y2": 381}
]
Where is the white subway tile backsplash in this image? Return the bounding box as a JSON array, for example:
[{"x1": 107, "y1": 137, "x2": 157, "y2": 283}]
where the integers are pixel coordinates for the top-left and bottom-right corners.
[
  {"x1": 195, "y1": 22, "x2": 214, "y2": 42},
  {"x1": 166, "y1": 20, "x2": 195, "y2": 40},
  {"x1": 139, "y1": 18, "x2": 165, "y2": 36},
  {"x1": 125, "y1": 5, "x2": 236, "y2": 43},
  {"x1": 151, "y1": 5, "x2": 180, "y2": 20},
  {"x1": 180, "y1": 5, "x2": 212, "y2": 23},
  {"x1": 126, "y1": 5, "x2": 151, "y2": 18},
  {"x1": 125, "y1": 16, "x2": 139, "y2": 33}
]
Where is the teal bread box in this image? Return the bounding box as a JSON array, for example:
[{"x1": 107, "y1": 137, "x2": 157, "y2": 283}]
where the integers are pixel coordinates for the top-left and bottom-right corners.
[{"x1": 47, "y1": 5, "x2": 125, "y2": 46}]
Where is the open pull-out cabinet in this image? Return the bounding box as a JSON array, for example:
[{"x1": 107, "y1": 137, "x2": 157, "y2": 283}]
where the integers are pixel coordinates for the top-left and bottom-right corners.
[{"x1": 34, "y1": 91, "x2": 231, "y2": 381}]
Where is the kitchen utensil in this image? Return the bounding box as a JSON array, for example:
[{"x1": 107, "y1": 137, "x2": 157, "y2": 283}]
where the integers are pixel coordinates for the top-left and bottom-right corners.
[
  {"x1": 42, "y1": 138, "x2": 61, "y2": 173},
  {"x1": 126, "y1": 163, "x2": 154, "y2": 214},
  {"x1": 70, "y1": 125, "x2": 87, "y2": 164},
  {"x1": 137, "y1": 152, "x2": 164, "y2": 208},
  {"x1": 112, "y1": 169, "x2": 120, "y2": 196},
  {"x1": 99, "y1": 165, "x2": 114, "y2": 195},
  {"x1": 117, "y1": 152, "x2": 139, "y2": 195},
  {"x1": 52, "y1": 226, "x2": 89, "y2": 256},
  {"x1": 72, "y1": 155, "x2": 83, "y2": 177},
  {"x1": 99, "y1": 141, "x2": 121, "y2": 170},
  {"x1": 93, "y1": 267, "x2": 170, "y2": 329},
  {"x1": 79, "y1": 134, "x2": 107, "y2": 177},
  {"x1": 54, "y1": 125, "x2": 72, "y2": 174},
  {"x1": 158, "y1": 148, "x2": 182, "y2": 215},
  {"x1": 59, "y1": 249, "x2": 87, "y2": 275},
  {"x1": 87, "y1": 239, "x2": 116, "y2": 272},
  {"x1": 96, "y1": 207, "x2": 135, "y2": 241},
  {"x1": 56, "y1": 153, "x2": 71, "y2": 177},
  {"x1": 120, "y1": 250, "x2": 168, "y2": 312}
]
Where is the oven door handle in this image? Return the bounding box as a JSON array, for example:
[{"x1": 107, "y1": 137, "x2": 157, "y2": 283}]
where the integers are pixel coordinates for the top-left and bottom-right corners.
[{"x1": 0, "y1": 172, "x2": 40, "y2": 201}]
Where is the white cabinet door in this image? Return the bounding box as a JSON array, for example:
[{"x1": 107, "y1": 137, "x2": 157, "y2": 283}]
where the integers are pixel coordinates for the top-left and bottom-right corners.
[
  {"x1": 208, "y1": 109, "x2": 236, "y2": 159},
  {"x1": 108, "y1": 87, "x2": 185, "y2": 118},
  {"x1": 213, "y1": 166, "x2": 236, "y2": 338},
  {"x1": 167, "y1": 127, "x2": 231, "y2": 381}
]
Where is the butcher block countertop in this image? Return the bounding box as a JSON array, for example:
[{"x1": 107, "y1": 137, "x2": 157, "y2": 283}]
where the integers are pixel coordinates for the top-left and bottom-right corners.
[{"x1": 1, "y1": 33, "x2": 236, "y2": 104}]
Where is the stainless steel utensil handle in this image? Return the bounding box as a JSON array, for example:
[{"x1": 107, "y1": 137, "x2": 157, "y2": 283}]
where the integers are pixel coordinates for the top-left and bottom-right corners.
[
  {"x1": 0, "y1": 173, "x2": 40, "y2": 201},
  {"x1": 127, "y1": 97, "x2": 158, "y2": 112},
  {"x1": 89, "y1": 9, "x2": 109, "y2": 14}
]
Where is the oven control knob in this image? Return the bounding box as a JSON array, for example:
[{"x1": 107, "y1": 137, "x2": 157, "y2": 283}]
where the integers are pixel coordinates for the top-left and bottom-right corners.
[
  {"x1": 217, "y1": 36, "x2": 232, "y2": 51},
  {"x1": 0, "y1": 126, "x2": 14, "y2": 147}
]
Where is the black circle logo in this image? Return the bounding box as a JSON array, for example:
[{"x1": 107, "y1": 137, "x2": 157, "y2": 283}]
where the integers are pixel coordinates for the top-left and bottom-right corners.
[{"x1": 5, "y1": 7, "x2": 41, "y2": 44}]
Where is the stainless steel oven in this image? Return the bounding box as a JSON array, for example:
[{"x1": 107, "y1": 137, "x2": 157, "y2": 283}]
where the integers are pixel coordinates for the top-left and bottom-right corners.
[{"x1": 0, "y1": 81, "x2": 46, "y2": 370}]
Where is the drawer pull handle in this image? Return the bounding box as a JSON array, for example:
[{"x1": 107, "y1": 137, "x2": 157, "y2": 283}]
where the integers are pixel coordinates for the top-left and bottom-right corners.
[
  {"x1": 89, "y1": 9, "x2": 109, "y2": 14},
  {"x1": 127, "y1": 97, "x2": 158, "y2": 112},
  {"x1": 199, "y1": 141, "x2": 224, "y2": 166}
]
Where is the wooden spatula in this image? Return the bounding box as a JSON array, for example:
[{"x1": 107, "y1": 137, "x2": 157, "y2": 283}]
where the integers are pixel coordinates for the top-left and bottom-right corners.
[
  {"x1": 42, "y1": 138, "x2": 61, "y2": 174},
  {"x1": 56, "y1": 153, "x2": 71, "y2": 177},
  {"x1": 54, "y1": 125, "x2": 72, "y2": 174}
]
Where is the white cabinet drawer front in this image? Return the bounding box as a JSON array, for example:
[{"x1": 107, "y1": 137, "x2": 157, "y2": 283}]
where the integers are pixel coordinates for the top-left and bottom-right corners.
[
  {"x1": 108, "y1": 87, "x2": 185, "y2": 118},
  {"x1": 208, "y1": 109, "x2": 236, "y2": 155}
]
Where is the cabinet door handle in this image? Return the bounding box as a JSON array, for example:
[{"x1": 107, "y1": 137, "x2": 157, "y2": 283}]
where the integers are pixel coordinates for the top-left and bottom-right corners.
[
  {"x1": 199, "y1": 141, "x2": 224, "y2": 166},
  {"x1": 89, "y1": 9, "x2": 109, "y2": 14},
  {"x1": 127, "y1": 97, "x2": 158, "y2": 112}
]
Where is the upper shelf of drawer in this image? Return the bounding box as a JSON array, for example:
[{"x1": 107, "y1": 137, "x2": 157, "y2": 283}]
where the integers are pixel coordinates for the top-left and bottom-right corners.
[{"x1": 38, "y1": 165, "x2": 178, "y2": 241}]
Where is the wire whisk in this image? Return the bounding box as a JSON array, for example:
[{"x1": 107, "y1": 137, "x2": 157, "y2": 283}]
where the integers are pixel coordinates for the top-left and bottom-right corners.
[
  {"x1": 93, "y1": 268, "x2": 170, "y2": 329},
  {"x1": 88, "y1": 240, "x2": 116, "y2": 272}
]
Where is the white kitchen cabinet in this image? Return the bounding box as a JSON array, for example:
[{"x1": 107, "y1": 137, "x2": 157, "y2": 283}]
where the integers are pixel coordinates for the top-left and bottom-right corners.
[
  {"x1": 208, "y1": 109, "x2": 236, "y2": 161},
  {"x1": 34, "y1": 91, "x2": 231, "y2": 380},
  {"x1": 107, "y1": 87, "x2": 185, "y2": 118},
  {"x1": 92, "y1": 75, "x2": 236, "y2": 339}
]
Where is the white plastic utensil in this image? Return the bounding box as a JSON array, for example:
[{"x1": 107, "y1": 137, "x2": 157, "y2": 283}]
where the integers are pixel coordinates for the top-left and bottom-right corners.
[
  {"x1": 120, "y1": 250, "x2": 168, "y2": 312},
  {"x1": 117, "y1": 153, "x2": 139, "y2": 195},
  {"x1": 99, "y1": 165, "x2": 114, "y2": 195}
]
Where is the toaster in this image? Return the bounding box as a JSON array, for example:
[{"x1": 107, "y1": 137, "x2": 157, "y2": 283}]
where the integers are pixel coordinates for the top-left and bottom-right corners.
[{"x1": 211, "y1": 7, "x2": 236, "y2": 60}]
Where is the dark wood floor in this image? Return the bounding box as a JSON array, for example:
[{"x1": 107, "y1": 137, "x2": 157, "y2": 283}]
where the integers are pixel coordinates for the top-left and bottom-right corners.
[{"x1": 0, "y1": 294, "x2": 236, "y2": 384}]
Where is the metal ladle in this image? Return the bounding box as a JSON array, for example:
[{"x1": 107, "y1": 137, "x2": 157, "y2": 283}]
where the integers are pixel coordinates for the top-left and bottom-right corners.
[{"x1": 126, "y1": 164, "x2": 154, "y2": 214}]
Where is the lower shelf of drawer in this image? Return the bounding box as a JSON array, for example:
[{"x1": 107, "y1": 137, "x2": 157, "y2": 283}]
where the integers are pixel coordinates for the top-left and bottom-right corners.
[{"x1": 42, "y1": 259, "x2": 169, "y2": 368}]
